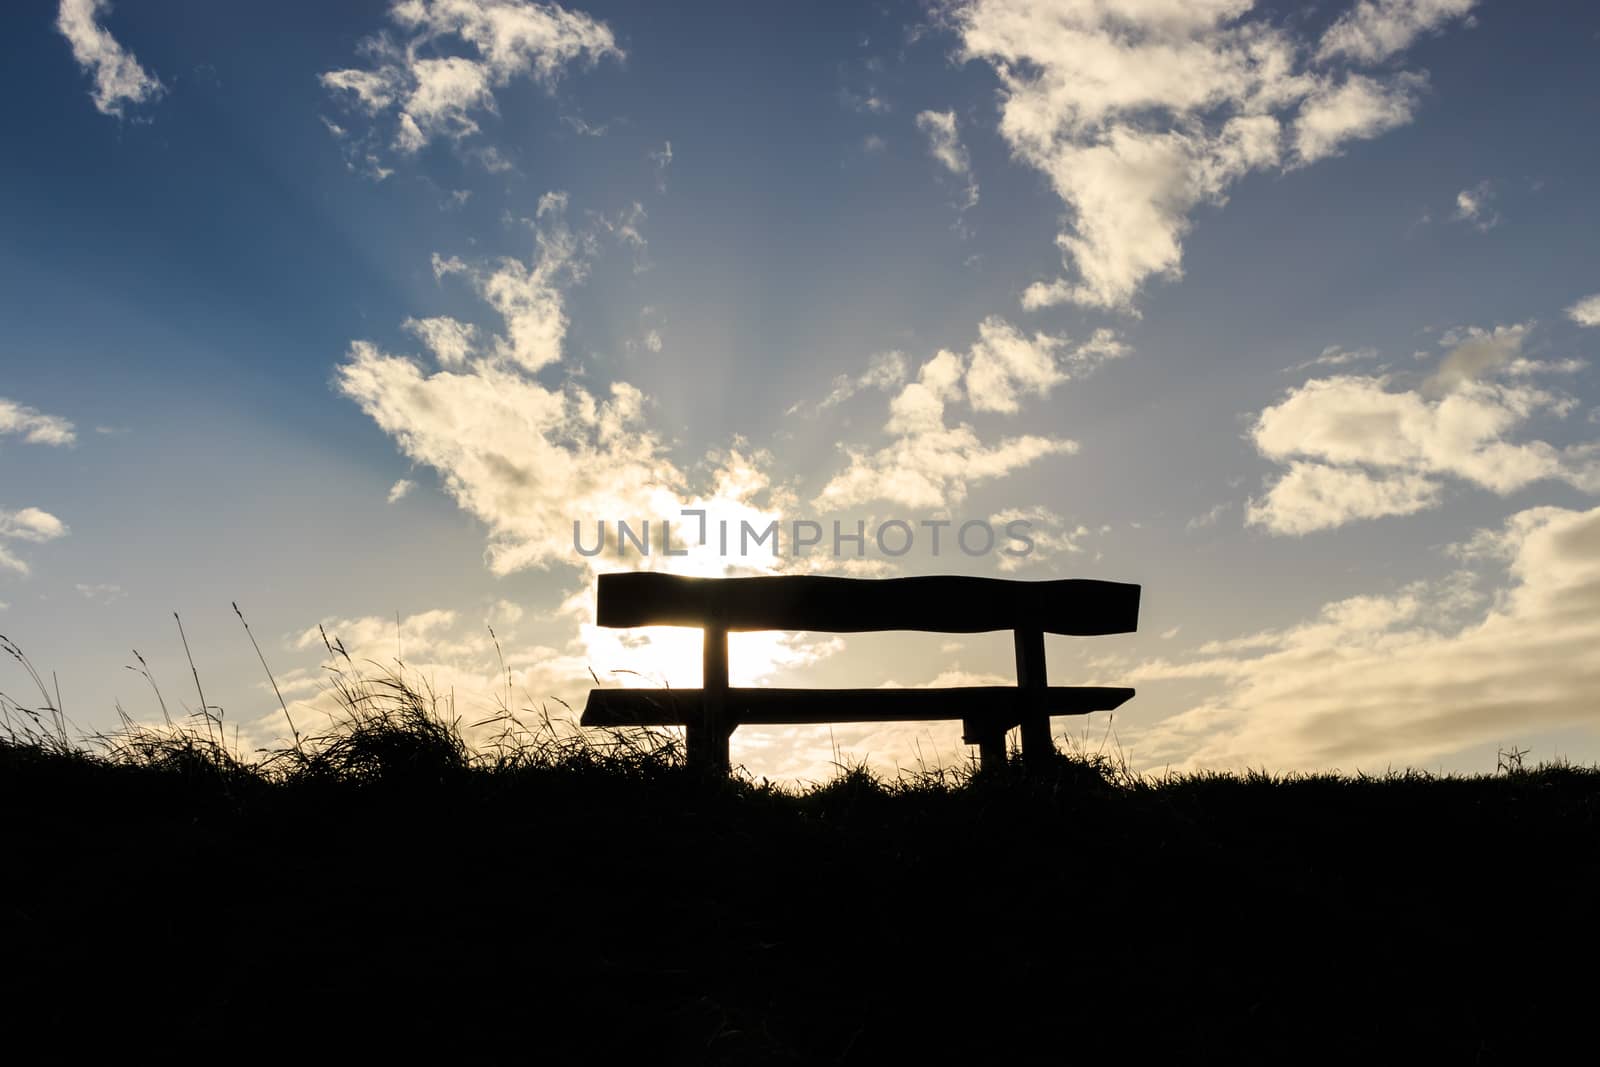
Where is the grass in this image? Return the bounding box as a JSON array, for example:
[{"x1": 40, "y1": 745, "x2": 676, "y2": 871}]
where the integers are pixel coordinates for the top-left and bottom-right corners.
[{"x1": 3, "y1": 633, "x2": 1599, "y2": 1061}]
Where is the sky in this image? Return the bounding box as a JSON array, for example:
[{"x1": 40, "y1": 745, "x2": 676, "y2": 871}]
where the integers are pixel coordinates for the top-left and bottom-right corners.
[{"x1": 3, "y1": 0, "x2": 1599, "y2": 783}]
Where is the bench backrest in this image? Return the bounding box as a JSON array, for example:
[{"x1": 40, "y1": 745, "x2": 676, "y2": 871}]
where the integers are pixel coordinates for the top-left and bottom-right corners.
[{"x1": 595, "y1": 572, "x2": 1141, "y2": 636}]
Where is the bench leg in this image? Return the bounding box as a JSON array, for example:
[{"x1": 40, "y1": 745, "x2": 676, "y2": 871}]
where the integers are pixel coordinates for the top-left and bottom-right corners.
[
  {"x1": 977, "y1": 726, "x2": 1007, "y2": 771},
  {"x1": 688, "y1": 623, "x2": 732, "y2": 775},
  {"x1": 685, "y1": 723, "x2": 731, "y2": 774},
  {"x1": 1015, "y1": 629, "x2": 1053, "y2": 770}
]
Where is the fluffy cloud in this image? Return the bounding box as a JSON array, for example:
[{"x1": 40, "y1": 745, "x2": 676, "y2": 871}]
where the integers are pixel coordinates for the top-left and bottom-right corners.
[
  {"x1": 0, "y1": 398, "x2": 76, "y2": 447},
  {"x1": 951, "y1": 0, "x2": 1474, "y2": 309},
  {"x1": 989, "y1": 506, "x2": 1104, "y2": 571},
  {"x1": 339, "y1": 347, "x2": 687, "y2": 573},
  {"x1": 817, "y1": 318, "x2": 1122, "y2": 510},
  {"x1": 56, "y1": 0, "x2": 163, "y2": 118},
  {"x1": 1292, "y1": 73, "x2": 1421, "y2": 164},
  {"x1": 1, "y1": 400, "x2": 75, "y2": 575},
  {"x1": 0, "y1": 507, "x2": 70, "y2": 576},
  {"x1": 1316, "y1": 0, "x2": 1478, "y2": 64},
  {"x1": 1567, "y1": 293, "x2": 1600, "y2": 328},
  {"x1": 429, "y1": 191, "x2": 588, "y2": 372},
  {"x1": 404, "y1": 316, "x2": 479, "y2": 366},
  {"x1": 964, "y1": 319, "x2": 1066, "y2": 414},
  {"x1": 967, "y1": 320, "x2": 1125, "y2": 413},
  {"x1": 337, "y1": 196, "x2": 675, "y2": 572},
  {"x1": 790, "y1": 350, "x2": 908, "y2": 417},
  {"x1": 0, "y1": 508, "x2": 67, "y2": 544},
  {"x1": 337, "y1": 192, "x2": 808, "y2": 584},
  {"x1": 818, "y1": 422, "x2": 1072, "y2": 513},
  {"x1": 321, "y1": 0, "x2": 621, "y2": 164},
  {"x1": 915, "y1": 110, "x2": 979, "y2": 210},
  {"x1": 1246, "y1": 462, "x2": 1441, "y2": 535},
  {"x1": 1246, "y1": 325, "x2": 1597, "y2": 534},
  {"x1": 1422, "y1": 322, "x2": 1526, "y2": 393},
  {"x1": 1131, "y1": 502, "x2": 1600, "y2": 771}
]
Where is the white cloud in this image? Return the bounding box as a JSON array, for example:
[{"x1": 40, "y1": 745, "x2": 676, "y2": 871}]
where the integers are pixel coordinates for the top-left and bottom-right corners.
[
  {"x1": 1567, "y1": 293, "x2": 1600, "y2": 328},
  {"x1": 952, "y1": 0, "x2": 1468, "y2": 310},
  {"x1": 966, "y1": 319, "x2": 1125, "y2": 414},
  {"x1": 1246, "y1": 325, "x2": 1598, "y2": 534},
  {"x1": 339, "y1": 204, "x2": 677, "y2": 571},
  {"x1": 964, "y1": 319, "x2": 1066, "y2": 415},
  {"x1": 0, "y1": 404, "x2": 75, "y2": 576},
  {"x1": 1246, "y1": 462, "x2": 1442, "y2": 535},
  {"x1": 1316, "y1": 0, "x2": 1477, "y2": 65},
  {"x1": 1422, "y1": 322, "x2": 1524, "y2": 393},
  {"x1": 815, "y1": 317, "x2": 1123, "y2": 509},
  {"x1": 340, "y1": 348, "x2": 686, "y2": 573},
  {"x1": 388, "y1": 479, "x2": 416, "y2": 503},
  {"x1": 1292, "y1": 73, "x2": 1421, "y2": 164},
  {"x1": 915, "y1": 109, "x2": 979, "y2": 210},
  {"x1": 56, "y1": 0, "x2": 163, "y2": 118},
  {"x1": 989, "y1": 506, "x2": 1102, "y2": 571},
  {"x1": 792, "y1": 350, "x2": 909, "y2": 416},
  {"x1": 338, "y1": 191, "x2": 801, "y2": 588},
  {"x1": 818, "y1": 418, "x2": 1073, "y2": 513},
  {"x1": 403, "y1": 316, "x2": 479, "y2": 366},
  {"x1": 0, "y1": 508, "x2": 67, "y2": 543},
  {"x1": 915, "y1": 110, "x2": 967, "y2": 176},
  {"x1": 321, "y1": 0, "x2": 621, "y2": 164},
  {"x1": 1452, "y1": 179, "x2": 1499, "y2": 231},
  {"x1": 0, "y1": 507, "x2": 70, "y2": 576},
  {"x1": 1014, "y1": 121, "x2": 1282, "y2": 312},
  {"x1": 0, "y1": 398, "x2": 76, "y2": 447},
  {"x1": 1131, "y1": 501, "x2": 1600, "y2": 772},
  {"x1": 424, "y1": 191, "x2": 592, "y2": 372},
  {"x1": 643, "y1": 329, "x2": 663, "y2": 353}
]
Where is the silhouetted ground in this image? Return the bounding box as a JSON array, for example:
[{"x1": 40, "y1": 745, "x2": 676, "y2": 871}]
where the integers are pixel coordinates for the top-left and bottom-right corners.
[{"x1": 5, "y1": 705, "x2": 1597, "y2": 1062}]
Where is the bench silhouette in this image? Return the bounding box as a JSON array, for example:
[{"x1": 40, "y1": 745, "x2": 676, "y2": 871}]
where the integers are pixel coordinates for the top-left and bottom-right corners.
[{"x1": 581, "y1": 572, "x2": 1141, "y2": 774}]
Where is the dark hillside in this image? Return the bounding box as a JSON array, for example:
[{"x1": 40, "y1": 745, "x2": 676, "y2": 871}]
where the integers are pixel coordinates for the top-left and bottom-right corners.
[{"x1": 4, "y1": 705, "x2": 1597, "y2": 1062}]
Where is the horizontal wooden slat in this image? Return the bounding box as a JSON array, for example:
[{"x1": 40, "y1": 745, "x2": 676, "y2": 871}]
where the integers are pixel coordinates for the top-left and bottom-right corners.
[
  {"x1": 595, "y1": 573, "x2": 1140, "y2": 636},
  {"x1": 582, "y1": 685, "x2": 1135, "y2": 729}
]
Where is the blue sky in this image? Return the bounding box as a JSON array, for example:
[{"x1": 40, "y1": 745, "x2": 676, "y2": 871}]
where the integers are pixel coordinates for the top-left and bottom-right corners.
[{"x1": 4, "y1": 0, "x2": 1600, "y2": 781}]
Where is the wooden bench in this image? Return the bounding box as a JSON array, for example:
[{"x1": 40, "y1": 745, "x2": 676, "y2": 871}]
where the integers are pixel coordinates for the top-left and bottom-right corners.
[{"x1": 581, "y1": 573, "x2": 1140, "y2": 774}]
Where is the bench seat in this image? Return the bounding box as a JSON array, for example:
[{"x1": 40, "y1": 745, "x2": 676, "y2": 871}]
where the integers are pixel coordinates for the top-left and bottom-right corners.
[{"x1": 583, "y1": 685, "x2": 1134, "y2": 742}]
